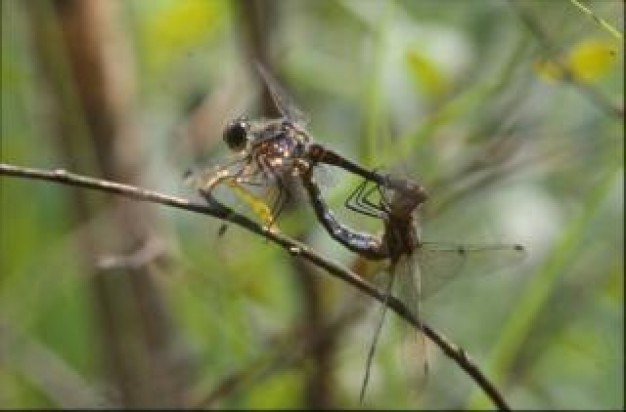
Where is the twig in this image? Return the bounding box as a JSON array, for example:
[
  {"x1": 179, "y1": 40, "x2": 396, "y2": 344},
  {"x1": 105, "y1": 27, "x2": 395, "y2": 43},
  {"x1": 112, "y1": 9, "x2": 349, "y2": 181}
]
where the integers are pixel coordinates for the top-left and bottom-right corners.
[
  {"x1": 568, "y1": 0, "x2": 623, "y2": 40},
  {"x1": 0, "y1": 162, "x2": 511, "y2": 410}
]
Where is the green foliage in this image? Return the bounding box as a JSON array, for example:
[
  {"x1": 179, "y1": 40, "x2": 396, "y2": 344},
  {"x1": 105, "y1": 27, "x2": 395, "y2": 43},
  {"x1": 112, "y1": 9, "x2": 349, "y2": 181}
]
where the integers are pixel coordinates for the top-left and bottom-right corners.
[{"x1": 1, "y1": 0, "x2": 623, "y2": 409}]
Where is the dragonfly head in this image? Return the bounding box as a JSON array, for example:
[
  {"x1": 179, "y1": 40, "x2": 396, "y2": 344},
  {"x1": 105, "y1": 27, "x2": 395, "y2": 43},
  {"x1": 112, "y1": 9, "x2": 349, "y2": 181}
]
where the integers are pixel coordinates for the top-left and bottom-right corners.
[
  {"x1": 223, "y1": 117, "x2": 250, "y2": 152},
  {"x1": 385, "y1": 177, "x2": 428, "y2": 217}
]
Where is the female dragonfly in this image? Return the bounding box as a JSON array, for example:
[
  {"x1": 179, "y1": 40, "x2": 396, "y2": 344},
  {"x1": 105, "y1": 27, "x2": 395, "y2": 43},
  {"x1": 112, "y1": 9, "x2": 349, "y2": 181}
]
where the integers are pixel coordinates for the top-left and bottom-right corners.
[{"x1": 299, "y1": 164, "x2": 525, "y2": 403}]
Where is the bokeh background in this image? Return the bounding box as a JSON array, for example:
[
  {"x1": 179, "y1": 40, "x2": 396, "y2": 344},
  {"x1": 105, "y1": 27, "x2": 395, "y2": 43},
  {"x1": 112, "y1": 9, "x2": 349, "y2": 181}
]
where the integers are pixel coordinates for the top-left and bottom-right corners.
[{"x1": 1, "y1": 0, "x2": 623, "y2": 409}]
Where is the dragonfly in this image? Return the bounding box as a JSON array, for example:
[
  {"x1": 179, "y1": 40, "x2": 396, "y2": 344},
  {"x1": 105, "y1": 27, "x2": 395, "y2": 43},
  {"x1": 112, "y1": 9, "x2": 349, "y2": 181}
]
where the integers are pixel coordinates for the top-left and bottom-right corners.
[
  {"x1": 191, "y1": 63, "x2": 393, "y2": 229},
  {"x1": 298, "y1": 165, "x2": 526, "y2": 403},
  {"x1": 191, "y1": 64, "x2": 525, "y2": 402}
]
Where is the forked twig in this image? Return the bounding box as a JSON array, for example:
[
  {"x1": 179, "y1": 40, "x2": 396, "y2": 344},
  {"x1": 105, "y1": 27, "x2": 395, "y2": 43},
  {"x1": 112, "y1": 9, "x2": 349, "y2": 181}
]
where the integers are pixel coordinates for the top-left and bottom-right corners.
[{"x1": 0, "y1": 162, "x2": 511, "y2": 410}]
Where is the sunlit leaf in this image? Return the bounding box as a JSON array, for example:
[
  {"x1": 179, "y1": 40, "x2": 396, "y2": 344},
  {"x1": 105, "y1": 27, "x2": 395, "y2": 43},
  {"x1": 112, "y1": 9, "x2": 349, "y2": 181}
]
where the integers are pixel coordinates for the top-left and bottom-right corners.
[
  {"x1": 567, "y1": 38, "x2": 619, "y2": 82},
  {"x1": 533, "y1": 38, "x2": 619, "y2": 83}
]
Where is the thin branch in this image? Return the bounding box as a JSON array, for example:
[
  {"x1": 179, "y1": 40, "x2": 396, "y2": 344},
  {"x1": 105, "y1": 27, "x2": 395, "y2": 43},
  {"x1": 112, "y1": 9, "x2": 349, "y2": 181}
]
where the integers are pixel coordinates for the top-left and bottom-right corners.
[
  {"x1": 568, "y1": 0, "x2": 623, "y2": 40},
  {"x1": 0, "y1": 162, "x2": 511, "y2": 410}
]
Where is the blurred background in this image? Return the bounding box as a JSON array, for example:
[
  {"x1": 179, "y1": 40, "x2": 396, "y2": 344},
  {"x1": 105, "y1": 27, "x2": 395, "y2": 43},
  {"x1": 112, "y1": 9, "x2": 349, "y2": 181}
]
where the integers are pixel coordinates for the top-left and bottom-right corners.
[{"x1": 1, "y1": 0, "x2": 623, "y2": 409}]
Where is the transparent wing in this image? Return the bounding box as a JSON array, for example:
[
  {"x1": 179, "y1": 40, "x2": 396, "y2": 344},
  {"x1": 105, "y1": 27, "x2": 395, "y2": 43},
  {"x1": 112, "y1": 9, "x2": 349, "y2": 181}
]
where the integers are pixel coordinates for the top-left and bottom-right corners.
[
  {"x1": 185, "y1": 154, "x2": 256, "y2": 193},
  {"x1": 367, "y1": 256, "x2": 421, "y2": 324},
  {"x1": 311, "y1": 163, "x2": 338, "y2": 190},
  {"x1": 393, "y1": 255, "x2": 421, "y2": 321},
  {"x1": 186, "y1": 160, "x2": 280, "y2": 231},
  {"x1": 223, "y1": 180, "x2": 276, "y2": 230},
  {"x1": 393, "y1": 255, "x2": 430, "y2": 393},
  {"x1": 363, "y1": 243, "x2": 524, "y2": 400},
  {"x1": 415, "y1": 242, "x2": 526, "y2": 299},
  {"x1": 255, "y1": 62, "x2": 310, "y2": 126}
]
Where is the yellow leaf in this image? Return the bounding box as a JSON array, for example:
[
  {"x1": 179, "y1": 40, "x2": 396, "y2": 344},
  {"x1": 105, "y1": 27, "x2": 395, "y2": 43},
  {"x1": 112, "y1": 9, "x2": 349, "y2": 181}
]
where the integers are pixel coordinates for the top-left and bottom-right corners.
[
  {"x1": 533, "y1": 38, "x2": 620, "y2": 84},
  {"x1": 567, "y1": 38, "x2": 619, "y2": 82}
]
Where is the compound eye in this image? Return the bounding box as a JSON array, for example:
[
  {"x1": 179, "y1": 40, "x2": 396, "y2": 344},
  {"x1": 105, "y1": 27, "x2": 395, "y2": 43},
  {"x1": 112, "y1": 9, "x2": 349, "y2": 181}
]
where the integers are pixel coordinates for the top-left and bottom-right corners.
[{"x1": 223, "y1": 121, "x2": 248, "y2": 151}]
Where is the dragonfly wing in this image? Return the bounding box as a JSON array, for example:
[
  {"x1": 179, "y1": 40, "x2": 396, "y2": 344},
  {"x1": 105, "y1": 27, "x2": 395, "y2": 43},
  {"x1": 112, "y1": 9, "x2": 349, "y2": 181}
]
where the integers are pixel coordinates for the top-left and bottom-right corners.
[
  {"x1": 311, "y1": 163, "x2": 338, "y2": 189},
  {"x1": 392, "y1": 255, "x2": 431, "y2": 393},
  {"x1": 361, "y1": 257, "x2": 427, "y2": 403},
  {"x1": 255, "y1": 62, "x2": 311, "y2": 126},
  {"x1": 393, "y1": 255, "x2": 421, "y2": 322},
  {"x1": 224, "y1": 180, "x2": 275, "y2": 229},
  {"x1": 186, "y1": 154, "x2": 251, "y2": 190},
  {"x1": 416, "y1": 242, "x2": 526, "y2": 299}
]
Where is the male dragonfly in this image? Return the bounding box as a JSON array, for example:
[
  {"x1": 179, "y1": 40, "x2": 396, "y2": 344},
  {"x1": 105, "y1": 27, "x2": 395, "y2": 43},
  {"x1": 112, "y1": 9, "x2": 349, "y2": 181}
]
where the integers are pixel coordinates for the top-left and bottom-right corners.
[{"x1": 190, "y1": 63, "x2": 398, "y2": 228}]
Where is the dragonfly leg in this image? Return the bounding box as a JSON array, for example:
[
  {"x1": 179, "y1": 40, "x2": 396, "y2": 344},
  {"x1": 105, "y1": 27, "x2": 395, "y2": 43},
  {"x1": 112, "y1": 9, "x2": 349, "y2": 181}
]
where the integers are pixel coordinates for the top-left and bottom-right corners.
[
  {"x1": 195, "y1": 155, "x2": 251, "y2": 198},
  {"x1": 355, "y1": 166, "x2": 391, "y2": 212},
  {"x1": 361, "y1": 180, "x2": 389, "y2": 212},
  {"x1": 345, "y1": 178, "x2": 387, "y2": 219},
  {"x1": 197, "y1": 171, "x2": 231, "y2": 201},
  {"x1": 232, "y1": 172, "x2": 269, "y2": 188},
  {"x1": 375, "y1": 182, "x2": 392, "y2": 211}
]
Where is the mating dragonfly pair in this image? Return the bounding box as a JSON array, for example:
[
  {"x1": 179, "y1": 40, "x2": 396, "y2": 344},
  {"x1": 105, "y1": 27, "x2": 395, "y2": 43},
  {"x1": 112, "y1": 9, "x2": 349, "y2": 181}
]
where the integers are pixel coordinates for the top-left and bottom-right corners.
[{"x1": 189, "y1": 64, "x2": 525, "y2": 402}]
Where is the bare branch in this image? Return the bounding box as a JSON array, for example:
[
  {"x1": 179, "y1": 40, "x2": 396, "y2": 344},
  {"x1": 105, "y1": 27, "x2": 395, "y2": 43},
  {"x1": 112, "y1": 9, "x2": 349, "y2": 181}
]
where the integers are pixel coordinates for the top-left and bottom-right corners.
[{"x1": 0, "y1": 162, "x2": 511, "y2": 410}]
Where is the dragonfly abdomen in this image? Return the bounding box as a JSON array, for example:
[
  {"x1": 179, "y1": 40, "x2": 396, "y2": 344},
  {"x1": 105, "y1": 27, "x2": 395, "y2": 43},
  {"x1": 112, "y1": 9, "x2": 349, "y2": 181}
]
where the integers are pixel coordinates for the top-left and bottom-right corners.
[{"x1": 300, "y1": 167, "x2": 388, "y2": 260}]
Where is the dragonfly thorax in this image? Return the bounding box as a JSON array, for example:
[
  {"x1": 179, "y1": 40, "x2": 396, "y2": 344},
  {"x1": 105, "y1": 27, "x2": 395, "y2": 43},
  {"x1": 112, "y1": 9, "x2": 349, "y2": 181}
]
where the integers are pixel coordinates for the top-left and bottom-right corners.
[{"x1": 247, "y1": 120, "x2": 310, "y2": 179}]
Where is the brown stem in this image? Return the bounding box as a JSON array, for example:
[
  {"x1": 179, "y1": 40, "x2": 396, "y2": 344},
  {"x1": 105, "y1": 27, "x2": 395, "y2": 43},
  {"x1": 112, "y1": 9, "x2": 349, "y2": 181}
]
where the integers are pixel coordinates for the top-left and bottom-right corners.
[
  {"x1": 26, "y1": 1, "x2": 188, "y2": 407},
  {"x1": 0, "y1": 162, "x2": 511, "y2": 411}
]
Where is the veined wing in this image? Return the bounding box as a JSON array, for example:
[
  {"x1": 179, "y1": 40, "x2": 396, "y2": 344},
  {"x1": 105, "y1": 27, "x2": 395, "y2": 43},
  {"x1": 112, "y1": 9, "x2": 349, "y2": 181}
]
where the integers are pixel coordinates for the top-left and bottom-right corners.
[
  {"x1": 394, "y1": 254, "x2": 421, "y2": 321},
  {"x1": 186, "y1": 162, "x2": 278, "y2": 231},
  {"x1": 185, "y1": 155, "x2": 253, "y2": 192},
  {"x1": 255, "y1": 62, "x2": 310, "y2": 126},
  {"x1": 311, "y1": 162, "x2": 339, "y2": 189},
  {"x1": 364, "y1": 253, "x2": 428, "y2": 403},
  {"x1": 360, "y1": 255, "x2": 414, "y2": 404},
  {"x1": 366, "y1": 255, "x2": 421, "y2": 321},
  {"x1": 416, "y1": 242, "x2": 526, "y2": 299},
  {"x1": 223, "y1": 179, "x2": 276, "y2": 231}
]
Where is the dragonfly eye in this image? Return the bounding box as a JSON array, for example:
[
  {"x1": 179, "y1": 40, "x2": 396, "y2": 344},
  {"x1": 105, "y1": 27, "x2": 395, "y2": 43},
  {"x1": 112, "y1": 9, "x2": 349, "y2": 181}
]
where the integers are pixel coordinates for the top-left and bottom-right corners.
[{"x1": 223, "y1": 121, "x2": 249, "y2": 151}]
